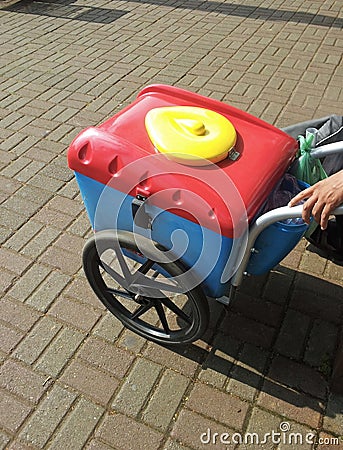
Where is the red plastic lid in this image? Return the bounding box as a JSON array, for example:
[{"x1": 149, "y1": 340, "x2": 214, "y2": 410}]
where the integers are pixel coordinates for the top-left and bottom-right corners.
[{"x1": 68, "y1": 85, "x2": 298, "y2": 238}]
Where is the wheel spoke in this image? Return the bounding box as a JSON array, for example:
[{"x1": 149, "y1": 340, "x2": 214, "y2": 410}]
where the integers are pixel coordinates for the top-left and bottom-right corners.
[
  {"x1": 100, "y1": 260, "x2": 128, "y2": 288},
  {"x1": 113, "y1": 243, "x2": 133, "y2": 281},
  {"x1": 106, "y1": 287, "x2": 133, "y2": 300},
  {"x1": 160, "y1": 297, "x2": 192, "y2": 324},
  {"x1": 154, "y1": 302, "x2": 170, "y2": 334},
  {"x1": 136, "y1": 259, "x2": 155, "y2": 275},
  {"x1": 130, "y1": 303, "x2": 154, "y2": 320},
  {"x1": 130, "y1": 277, "x2": 184, "y2": 295}
]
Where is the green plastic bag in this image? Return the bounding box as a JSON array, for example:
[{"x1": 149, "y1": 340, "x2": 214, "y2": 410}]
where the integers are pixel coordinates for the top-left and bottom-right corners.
[
  {"x1": 292, "y1": 134, "x2": 328, "y2": 185},
  {"x1": 291, "y1": 133, "x2": 328, "y2": 236}
]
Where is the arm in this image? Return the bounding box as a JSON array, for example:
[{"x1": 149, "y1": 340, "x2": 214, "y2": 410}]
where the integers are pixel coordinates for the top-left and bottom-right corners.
[{"x1": 289, "y1": 170, "x2": 343, "y2": 230}]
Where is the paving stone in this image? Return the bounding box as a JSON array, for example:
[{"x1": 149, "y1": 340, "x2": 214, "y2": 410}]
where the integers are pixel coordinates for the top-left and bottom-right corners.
[
  {"x1": 7, "y1": 439, "x2": 40, "y2": 450},
  {"x1": 0, "y1": 359, "x2": 51, "y2": 404},
  {"x1": 95, "y1": 412, "x2": 163, "y2": 450},
  {"x1": 4, "y1": 221, "x2": 43, "y2": 252},
  {"x1": 63, "y1": 275, "x2": 103, "y2": 309},
  {"x1": 58, "y1": 178, "x2": 81, "y2": 200},
  {"x1": 171, "y1": 408, "x2": 235, "y2": 450},
  {"x1": 219, "y1": 311, "x2": 275, "y2": 349},
  {"x1": 48, "y1": 296, "x2": 101, "y2": 331},
  {"x1": 59, "y1": 359, "x2": 119, "y2": 405},
  {"x1": 8, "y1": 263, "x2": 51, "y2": 302},
  {"x1": 277, "y1": 421, "x2": 315, "y2": 450},
  {"x1": 241, "y1": 407, "x2": 283, "y2": 450},
  {"x1": 26, "y1": 270, "x2": 71, "y2": 312},
  {"x1": 117, "y1": 329, "x2": 146, "y2": 353},
  {"x1": 143, "y1": 342, "x2": 202, "y2": 378},
  {"x1": 0, "y1": 391, "x2": 32, "y2": 433},
  {"x1": 142, "y1": 369, "x2": 190, "y2": 431},
  {"x1": 33, "y1": 207, "x2": 74, "y2": 229},
  {"x1": 269, "y1": 355, "x2": 327, "y2": 400},
  {"x1": 35, "y1": 326, "x2": 84, "y2": 377},
  {"x1": 39, "y1": 246, "x2": 82, "y2": 275},
  {"x1": 226, "y1": 343, "x2": 269, "y2": 402},
  {"x1": 54, "y1": 232, "x2": 85, "y2": 255},
  {"x1": 257, "y1": 379, "x2": 322, "y2": 429},
  {"x1": 198, "y1": 334, "x2": 240, "y2": 389},
  {"x1": 77, "y1": 336, "x2": 135, "y2": 379},
  {"x1": 230, "y1": 292, "x2": 283, "y2": 327},
  {"x1": 0, "y1": 296, "x2": 41, "y2": 332},
  {"x1": 0, "y1": 269, "x2": 17, "y2": 293},
  {"x1": 290, "y1": 287, "x2": 343, "y2": 324},
  {"x1": 19, "y1": 384, "x2": 76, "y2": 448},
  {"x1": 322, "y1": 393, "x2": 343, "y2": 436},
  {"x1": 14, "y1": 161, "x2": 45, "y2": 184},
  {"x1": 112, "y1": 357, "x2": 162, "y2": 417},
  {"x1": 186, "y1": 382, "x2": 249, "y2": 431},
  {"x1": 21, "y1": 227, "x2": 60, "y2": 259},
  {"x1": 305, "y1": 320, "x2": 338, "y2": 371},
  {"x1": 48, "y1": 397, "x2": 103, "y2": 450},
  {"x1": 93, "y1": 312, "x2": 124, "y2": 343},
  {"x1": 0, "y1": 175, "x2": 21, "y2": 195},
  {"x1": 163, "y1": 439, "x2": 193, "y2": 450},
  {"x1": 15, "y1": 184, "x2": 53, "y2": 205},
  {"x1": 85, "y1": 440, "x2": 113, "y2": 450},
  {"x1": 0, "y1": 247, "x2": 32, "y2": 276},
  {"x1": 317, "y1": 432, "x2": 343, "y2": 450},
  {"x1": 0, "y1": 432, "x2": 10, "y2": 450},
  {"x1": 0, "y1": 321, "x2": 24, "y2": 354},
  {"x1": 274, "y1": 309, "x2": 311, "y2": 360},
  {"x1": 27, "y1": 174, "x2": 66, "y2": 193},
  {"x1": 13, "y1": 316, "x2": 61, "y2": 365},
  {"x1": 0, "y1": 207, "x2": 28, "y2": 231}
]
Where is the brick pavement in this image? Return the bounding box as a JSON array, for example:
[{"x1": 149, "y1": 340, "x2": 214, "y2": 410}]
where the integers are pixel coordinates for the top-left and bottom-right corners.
[{"x1": 0, "y1": 0, "x2": 342, "y2": 449}]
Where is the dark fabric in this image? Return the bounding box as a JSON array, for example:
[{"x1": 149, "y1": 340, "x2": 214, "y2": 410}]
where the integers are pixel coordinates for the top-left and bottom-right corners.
[
  {"x1": 317, "y1": 115, "x2": 343, "y2": 176},
  {"x1": 316, "y1": 115, "x2": 343, "y2": 146},
  {"x1": 318, "y1": 117, "x2": 343, "y2": 251}
]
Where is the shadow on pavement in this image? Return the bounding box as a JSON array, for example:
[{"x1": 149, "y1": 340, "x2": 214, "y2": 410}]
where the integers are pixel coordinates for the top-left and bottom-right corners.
[
  {"x1": 170, "y1": 266, "x2": 343, "y2": 419},
  {"x1": 2, "y1": 0, "x2": 128, "y2": 23},
  {"x1": 3, "y1": 0, "x2": 343, "y2": 28}
]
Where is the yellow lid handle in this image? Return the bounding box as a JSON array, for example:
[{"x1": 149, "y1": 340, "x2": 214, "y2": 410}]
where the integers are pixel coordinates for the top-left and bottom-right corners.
[{"x1": 176, "y1": 118, "x2": 206, "y2": 136}]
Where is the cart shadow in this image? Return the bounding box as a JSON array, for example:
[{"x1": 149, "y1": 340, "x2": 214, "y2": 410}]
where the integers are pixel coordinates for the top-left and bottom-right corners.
[
  {"x1": 3, "y1": 0, "x2": 343, "y2": 29},
  {"x1": 119, "y1": 0, "x2": 343, "y2": 29},
  {"x1": 2, "y1": 0, "x2": 128, "y2": 24},
  {"x1": 169, "y1": 265, "x2": 343, "y2": 418}
]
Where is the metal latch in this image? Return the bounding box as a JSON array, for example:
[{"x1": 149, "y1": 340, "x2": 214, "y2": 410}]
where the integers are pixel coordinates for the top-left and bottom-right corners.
[
  {"x1": 131, "y1": 193, "x2": 151, "y2": 229},
  {"x1": 228, "y1": 147, "x2": 240, "y2": 161}
]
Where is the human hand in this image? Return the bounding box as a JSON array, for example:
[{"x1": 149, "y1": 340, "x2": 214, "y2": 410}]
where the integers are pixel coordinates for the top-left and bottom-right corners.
[{"x1": 289, "y1": 170, "x2": 343, "y2": 230}]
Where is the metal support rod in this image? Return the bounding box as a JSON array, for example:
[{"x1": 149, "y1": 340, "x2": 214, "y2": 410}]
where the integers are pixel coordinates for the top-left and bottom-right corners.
[{"x1": 310, "y1": 141, "x2": 343, "y2": 159}]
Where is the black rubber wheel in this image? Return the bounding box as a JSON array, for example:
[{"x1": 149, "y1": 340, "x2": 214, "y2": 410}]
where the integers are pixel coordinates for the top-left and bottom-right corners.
[{"x1": 82, "y1": 230, "x2": 209, "y2": 345}]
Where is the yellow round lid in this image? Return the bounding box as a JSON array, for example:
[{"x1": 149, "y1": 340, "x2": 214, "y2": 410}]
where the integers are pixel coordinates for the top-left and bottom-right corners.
[{"x1": 145, "y1": 106, "x2": 237, "y2": 165}]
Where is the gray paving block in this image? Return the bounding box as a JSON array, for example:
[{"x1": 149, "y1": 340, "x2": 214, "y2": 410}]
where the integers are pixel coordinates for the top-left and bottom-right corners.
[
  {"x1": 13, "y1": 316, "x2": 61, "y2": 365},
  {"x1": 19, "y1": 384, "x2": 76, "y2": 448},
  {"x1": 48, "y1": 398, "x2": 103, "y2": 450},
  {"x1": 35, "y1": 326, "x2": 85, "y2": 377},
  {"x1": 142, "y1": 369, "x2": 190, "y2": 431},
  {"x1": 112, "y1": 357, "x2": 162, "y2": 416}
]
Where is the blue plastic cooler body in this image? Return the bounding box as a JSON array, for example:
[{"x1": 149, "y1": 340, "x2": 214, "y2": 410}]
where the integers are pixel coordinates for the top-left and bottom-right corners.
[{"x1": 75, "y1": 172, "x2": 236, "y2": 298}]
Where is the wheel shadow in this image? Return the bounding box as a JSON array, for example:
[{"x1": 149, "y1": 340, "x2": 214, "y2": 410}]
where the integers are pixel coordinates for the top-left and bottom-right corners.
[{"x1": 169, "y1": 265, "x2": 343, "y2": 419}]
